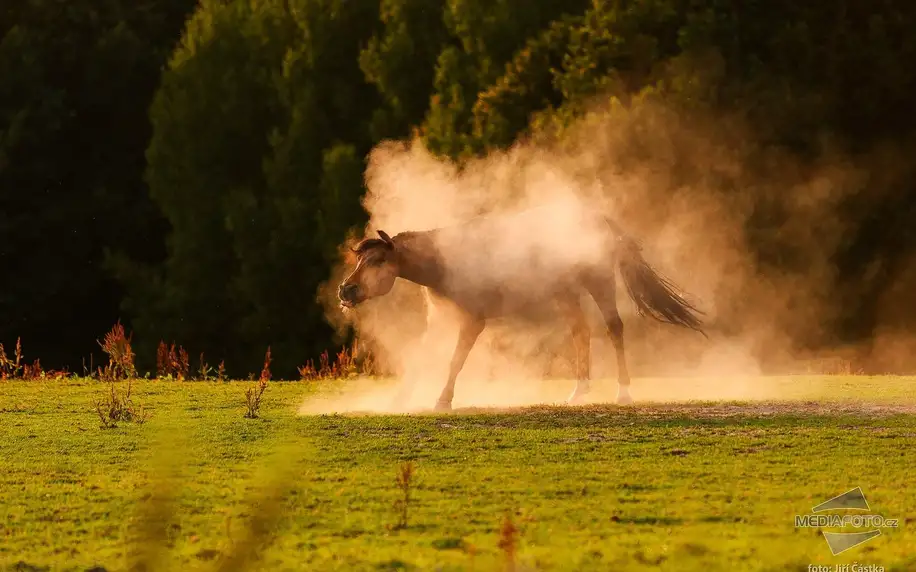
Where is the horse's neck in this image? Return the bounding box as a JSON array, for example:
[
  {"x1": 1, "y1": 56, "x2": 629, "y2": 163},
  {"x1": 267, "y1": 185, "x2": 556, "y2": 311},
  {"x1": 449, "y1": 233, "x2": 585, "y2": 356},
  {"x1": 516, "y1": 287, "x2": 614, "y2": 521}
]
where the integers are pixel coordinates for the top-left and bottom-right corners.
[
  {"x1": 394, "y1": 232, "x2": 445, "y2": 290},
  {"x1": 398, "y1": 259, "x2": 442, "y2": 290}
]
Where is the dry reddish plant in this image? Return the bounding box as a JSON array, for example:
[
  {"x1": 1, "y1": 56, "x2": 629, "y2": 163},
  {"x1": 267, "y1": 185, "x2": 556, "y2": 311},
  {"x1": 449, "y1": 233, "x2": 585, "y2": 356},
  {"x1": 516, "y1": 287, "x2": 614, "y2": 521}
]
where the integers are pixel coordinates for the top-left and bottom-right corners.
[
  {"x1": 0, "y1": 338, "x2": 50, "y2": 380},
  {"x1": 197, "y1": 352, "x2": 212, "y2": 380},
  {"x1": 156, "y1": 342, "x2": 190, "y2": 380},
  {"x1": 95, "y1": 377, "x2": 148, "y2": 428},
  {"x1": 22, "y1": 359, "x2": 43, "y2": 380},
  {"x1": 392, "y1": 461, "x2": 416, "y2": 530},
  {"x1": 498, "y1": 512, "x2": 519, "y2": 572},
  {"x1": 260, "y1": 347, "x2": 272, "y2": 382},
  {"x1": 98, "y1": 322, "x2": 136, "y2": 380},
  {"x1": 0, "y1": 338, "x2": 23, "y2": 379},
  {"x1": 298, "y1": 339, "x2": 377, "y2": 380},
  {"x1": 243, "y1": 377, "x2": 269, "y2": 419}
]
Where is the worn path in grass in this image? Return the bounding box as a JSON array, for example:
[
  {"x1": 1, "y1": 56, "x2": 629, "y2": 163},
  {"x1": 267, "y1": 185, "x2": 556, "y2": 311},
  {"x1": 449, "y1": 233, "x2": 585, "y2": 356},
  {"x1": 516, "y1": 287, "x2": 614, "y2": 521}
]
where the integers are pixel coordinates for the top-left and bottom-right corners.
[{"x1": 1, "y1": 376, "x2": 915, "y2": 571}]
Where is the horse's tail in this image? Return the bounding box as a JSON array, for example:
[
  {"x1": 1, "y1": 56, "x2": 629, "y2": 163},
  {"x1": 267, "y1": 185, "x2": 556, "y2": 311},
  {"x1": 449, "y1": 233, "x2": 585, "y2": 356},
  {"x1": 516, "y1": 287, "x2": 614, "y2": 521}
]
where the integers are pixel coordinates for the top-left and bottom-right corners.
[{"x1": 613, "y1": 232, "x2": 707, "y2": 337}]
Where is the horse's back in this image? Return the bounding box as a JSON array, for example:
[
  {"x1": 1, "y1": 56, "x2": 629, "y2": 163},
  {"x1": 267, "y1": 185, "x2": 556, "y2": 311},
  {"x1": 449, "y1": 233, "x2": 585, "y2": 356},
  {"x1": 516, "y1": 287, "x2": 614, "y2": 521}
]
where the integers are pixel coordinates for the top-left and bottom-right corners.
[
  {"x1": 437, "y1": 200, "x2": 610, "y2": 274},
  {"x1": 424, "y1": 200, "x2": 613, "y2": 317}
]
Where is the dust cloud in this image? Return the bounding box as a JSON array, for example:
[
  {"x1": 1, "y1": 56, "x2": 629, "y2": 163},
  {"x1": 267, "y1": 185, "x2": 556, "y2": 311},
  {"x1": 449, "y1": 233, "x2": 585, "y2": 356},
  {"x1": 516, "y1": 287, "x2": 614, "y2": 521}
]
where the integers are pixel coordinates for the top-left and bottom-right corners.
[{"x1": 305, "y1": 96, "x2": 914, "y2": 415}]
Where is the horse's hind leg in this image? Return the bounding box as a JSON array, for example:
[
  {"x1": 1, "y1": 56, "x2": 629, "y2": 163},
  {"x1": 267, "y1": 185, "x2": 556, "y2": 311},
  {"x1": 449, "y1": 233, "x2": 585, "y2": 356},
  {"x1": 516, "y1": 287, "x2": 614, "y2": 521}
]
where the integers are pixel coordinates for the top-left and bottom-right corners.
[
  {"x1": 434, "y1": 313, "x2": 485, "y2": 412},
  {"x1": 583, "y1": 274, "x2": 633, "y2": 405},
  {"x1": 556, "y1": 292, "x2": 591, "y2": 405}
]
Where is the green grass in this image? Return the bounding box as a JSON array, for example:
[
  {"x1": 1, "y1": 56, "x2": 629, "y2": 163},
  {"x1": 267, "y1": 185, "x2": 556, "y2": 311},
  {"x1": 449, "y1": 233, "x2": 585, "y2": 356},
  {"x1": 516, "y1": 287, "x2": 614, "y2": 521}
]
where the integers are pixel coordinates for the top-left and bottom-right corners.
[{"x1": 2, "y1": 376, "x2": 915, "y2": 571}]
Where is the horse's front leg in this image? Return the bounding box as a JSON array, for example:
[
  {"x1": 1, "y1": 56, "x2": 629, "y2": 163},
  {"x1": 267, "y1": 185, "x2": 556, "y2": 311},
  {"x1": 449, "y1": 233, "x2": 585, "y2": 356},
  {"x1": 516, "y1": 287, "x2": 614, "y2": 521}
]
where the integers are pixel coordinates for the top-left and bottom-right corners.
[
  {"x1": 389, "y1": 330, "x2": 430, "y2": 411},
  {"x1": 435, "y1": 316, "x2": 485, "y2": 412},
  {"x1": 390, "y1": 287, "x2": 447, "y2": 411}
]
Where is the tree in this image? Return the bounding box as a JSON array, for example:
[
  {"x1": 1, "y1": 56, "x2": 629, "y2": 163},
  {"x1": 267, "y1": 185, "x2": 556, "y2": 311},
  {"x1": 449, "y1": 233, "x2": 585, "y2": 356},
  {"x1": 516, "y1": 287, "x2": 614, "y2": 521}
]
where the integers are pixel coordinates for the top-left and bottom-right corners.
[
  {"x1": 421, "y1": 0, "x2": 592, "y2": 159},
  {"x1": 0, "y1": 0, "x2": 197, "y2": 369},
  {"x1": 114, "y1": 0, "x2": 382, "y2": 376},
  {"x1": 360, "y1": 0, "x2": 449, "y2": 140}
]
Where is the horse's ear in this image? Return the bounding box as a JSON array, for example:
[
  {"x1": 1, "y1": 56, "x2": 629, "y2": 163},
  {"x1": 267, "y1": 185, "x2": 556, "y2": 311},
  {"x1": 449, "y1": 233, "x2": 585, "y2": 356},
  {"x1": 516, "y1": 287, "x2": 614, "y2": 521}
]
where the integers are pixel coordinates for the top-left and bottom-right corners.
[{"x1": 377, "y1": 230, "x2": 394, "y2": 248}]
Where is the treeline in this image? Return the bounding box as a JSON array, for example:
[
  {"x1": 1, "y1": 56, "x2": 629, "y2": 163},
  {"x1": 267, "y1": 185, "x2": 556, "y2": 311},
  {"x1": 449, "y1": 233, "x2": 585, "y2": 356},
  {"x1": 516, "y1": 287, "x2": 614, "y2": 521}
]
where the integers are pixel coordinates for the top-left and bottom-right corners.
[{"x1": 2, "y1": 0, "x2": 915, "y2": 376}]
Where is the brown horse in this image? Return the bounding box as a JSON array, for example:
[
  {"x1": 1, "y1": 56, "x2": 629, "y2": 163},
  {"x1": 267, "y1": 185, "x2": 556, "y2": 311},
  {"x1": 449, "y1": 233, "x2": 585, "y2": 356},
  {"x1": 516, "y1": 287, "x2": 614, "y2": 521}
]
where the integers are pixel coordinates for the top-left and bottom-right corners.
[{"x1": 337, "y1": 205, "x2": 705, "y2": 411}]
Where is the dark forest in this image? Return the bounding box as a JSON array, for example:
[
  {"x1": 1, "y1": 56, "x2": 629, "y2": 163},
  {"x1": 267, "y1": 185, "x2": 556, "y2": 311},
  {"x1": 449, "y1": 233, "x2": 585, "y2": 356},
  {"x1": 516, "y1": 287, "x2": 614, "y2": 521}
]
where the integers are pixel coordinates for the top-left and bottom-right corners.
[{"x1": 3, "y1": 0, "x2": 915, "y2": 378}]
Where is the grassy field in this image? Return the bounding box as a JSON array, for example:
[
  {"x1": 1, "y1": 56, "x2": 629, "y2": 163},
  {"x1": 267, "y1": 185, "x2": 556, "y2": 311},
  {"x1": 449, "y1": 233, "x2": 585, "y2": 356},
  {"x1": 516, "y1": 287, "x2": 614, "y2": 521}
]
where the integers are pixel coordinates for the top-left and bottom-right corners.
[{"x1": 2, "y1": 376, "x2": 915, "y2": 571}]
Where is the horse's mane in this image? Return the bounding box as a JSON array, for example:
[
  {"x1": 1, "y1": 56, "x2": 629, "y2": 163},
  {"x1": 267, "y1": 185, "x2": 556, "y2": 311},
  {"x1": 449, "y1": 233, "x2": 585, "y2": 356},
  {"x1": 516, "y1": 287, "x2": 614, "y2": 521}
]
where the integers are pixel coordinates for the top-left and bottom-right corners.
[
  {"x1": 353, "y1": 230, "x2": 434, "y2": 253},
  {"x1": 351, "y1": 237, "x2": 389, "y2": 254}
]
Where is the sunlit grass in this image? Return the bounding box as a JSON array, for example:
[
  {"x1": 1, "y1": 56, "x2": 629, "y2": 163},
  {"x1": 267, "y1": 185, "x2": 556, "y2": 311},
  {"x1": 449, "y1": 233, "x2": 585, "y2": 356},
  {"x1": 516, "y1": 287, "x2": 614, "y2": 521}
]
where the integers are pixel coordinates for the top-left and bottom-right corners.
[{"x1": 1, "y1": 376, "x2": 915, "y2": 571}]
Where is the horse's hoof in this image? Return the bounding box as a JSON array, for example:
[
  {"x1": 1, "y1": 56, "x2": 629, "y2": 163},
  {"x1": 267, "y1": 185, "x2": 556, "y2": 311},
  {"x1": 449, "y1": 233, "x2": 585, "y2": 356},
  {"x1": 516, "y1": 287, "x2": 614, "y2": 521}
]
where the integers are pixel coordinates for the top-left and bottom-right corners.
[
  {"x1": 433, "y1": 400, "x2": 453, "y2": 412},
  {"x1": 566, "y1": 388, "x2": 590, "y2": 406},
  {"x1": 615, "y1": 392, "x2": 633, "y2": 406}
]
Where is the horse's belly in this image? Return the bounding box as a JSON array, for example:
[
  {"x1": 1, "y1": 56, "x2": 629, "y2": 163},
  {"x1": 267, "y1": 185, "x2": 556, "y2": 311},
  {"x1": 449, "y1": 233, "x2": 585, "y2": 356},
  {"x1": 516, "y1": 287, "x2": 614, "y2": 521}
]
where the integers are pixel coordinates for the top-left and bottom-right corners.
[{"x1": 450, "y1": 282, "x2": 574, "y2": 320}]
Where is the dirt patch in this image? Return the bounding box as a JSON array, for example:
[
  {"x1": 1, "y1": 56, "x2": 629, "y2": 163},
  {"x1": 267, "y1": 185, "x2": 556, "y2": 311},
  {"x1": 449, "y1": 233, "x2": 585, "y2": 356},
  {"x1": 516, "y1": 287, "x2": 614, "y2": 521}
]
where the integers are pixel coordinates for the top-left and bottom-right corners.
[
  {"x1": 408, "y1": 400, "x2": 916, "y2": 419},
  {"x1": 297, "y1": 375, "x2": 916, "y2": 417}
]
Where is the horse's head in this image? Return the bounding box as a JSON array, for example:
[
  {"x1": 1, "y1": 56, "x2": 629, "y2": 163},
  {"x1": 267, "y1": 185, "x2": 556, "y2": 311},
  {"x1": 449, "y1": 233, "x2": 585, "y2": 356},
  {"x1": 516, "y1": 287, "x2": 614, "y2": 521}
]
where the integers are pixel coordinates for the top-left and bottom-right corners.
[{"x1": 338, "y1": 230, "x2": 400, "y2": 309}]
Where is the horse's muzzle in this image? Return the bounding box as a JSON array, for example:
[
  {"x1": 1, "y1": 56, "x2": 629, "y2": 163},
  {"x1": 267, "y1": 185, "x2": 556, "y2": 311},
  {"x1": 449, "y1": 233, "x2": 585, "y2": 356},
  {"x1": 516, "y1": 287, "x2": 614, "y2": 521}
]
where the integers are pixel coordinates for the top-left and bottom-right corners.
[{"x1": 338, "y1": 283, "x2": 361, "y2": 308}]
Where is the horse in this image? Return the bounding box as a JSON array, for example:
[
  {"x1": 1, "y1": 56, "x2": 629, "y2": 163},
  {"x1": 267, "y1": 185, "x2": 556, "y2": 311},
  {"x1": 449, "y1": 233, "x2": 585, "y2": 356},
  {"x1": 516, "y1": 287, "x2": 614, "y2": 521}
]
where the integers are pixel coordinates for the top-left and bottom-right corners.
[{"x1": 337, "y1": 203, "x2": 705, "y2": 411}]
